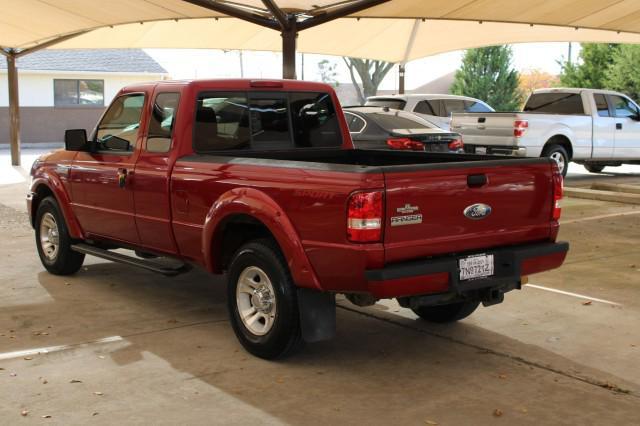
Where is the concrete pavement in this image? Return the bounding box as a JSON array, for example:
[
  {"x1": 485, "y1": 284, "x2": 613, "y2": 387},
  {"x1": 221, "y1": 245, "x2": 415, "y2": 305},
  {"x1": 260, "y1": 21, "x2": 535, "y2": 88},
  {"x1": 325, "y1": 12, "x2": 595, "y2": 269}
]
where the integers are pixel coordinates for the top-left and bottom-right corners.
[{"x1": 1, "y1": 150, "x2": 639, "y2": 425}]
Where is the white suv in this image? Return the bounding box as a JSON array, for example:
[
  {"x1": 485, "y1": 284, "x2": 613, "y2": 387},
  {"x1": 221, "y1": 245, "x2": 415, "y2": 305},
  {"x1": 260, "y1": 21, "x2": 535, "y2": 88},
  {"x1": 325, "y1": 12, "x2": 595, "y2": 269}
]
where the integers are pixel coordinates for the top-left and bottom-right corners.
[{"x1": 365, "y1": 94, "x2": 494, "y2": 131}]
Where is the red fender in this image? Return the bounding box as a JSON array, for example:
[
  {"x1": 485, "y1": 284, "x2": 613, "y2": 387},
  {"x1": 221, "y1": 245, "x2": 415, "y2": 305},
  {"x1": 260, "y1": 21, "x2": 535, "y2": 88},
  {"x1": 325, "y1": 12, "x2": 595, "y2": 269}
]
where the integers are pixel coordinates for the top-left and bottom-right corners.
[
  {"x1": 202, "y1": 188, "x2": 322, "y2": 290},
  {"x1": 30, "y1": 175, "x2": 85, "y2": 240}
]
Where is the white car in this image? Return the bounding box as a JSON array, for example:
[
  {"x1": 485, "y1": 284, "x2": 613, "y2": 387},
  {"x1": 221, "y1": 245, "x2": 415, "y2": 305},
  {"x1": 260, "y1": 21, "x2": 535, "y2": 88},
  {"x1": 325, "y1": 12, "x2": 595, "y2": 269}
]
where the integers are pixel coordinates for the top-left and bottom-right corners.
[
  {"x1": 365, "y1": 94, "x2": 494, "y2": 131},
  {"x1": 450, "y1": 88, "x2": 640, "y2": 176}
]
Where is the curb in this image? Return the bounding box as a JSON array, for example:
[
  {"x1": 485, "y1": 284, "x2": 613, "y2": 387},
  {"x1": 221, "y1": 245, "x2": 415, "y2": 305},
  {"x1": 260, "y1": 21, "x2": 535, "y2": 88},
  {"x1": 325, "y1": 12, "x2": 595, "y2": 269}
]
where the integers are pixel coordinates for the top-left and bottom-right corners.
[
  {"x1": 591, "y1": 183, "x2": 640, "y2": 195},
  {"x1": 564, "y1": 187, "x2": 640, "y2": 205}
]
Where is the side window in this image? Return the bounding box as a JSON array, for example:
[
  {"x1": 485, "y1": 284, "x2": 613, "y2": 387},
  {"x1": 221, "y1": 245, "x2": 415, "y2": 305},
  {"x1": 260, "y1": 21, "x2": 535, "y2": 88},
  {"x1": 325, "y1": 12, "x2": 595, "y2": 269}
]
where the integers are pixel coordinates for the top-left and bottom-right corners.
[
  {"x1": 147, "y1": 92, "x2": 180, "y2": 153},
  {"x1": 249, "y1": 96, "x2": 292, "y2": 150},
  {"x1": 428, "y1": 100, "x2": 444, "y2": 116},
  {"x1": 594, "y1": 94, "x2": 610, "y2": 117},
  {"x1": 443, "y1": 99, "x2": 466, "y2": 116},
  {"x1": 413, "y1": 100, "x2": 435, "y2": 115},
  {"x1": 95, "y1": 93, "x2": 145, "y2": 153},
  {"x1": 610, "y1": 95, "x2": 639, "y2": 118},
  {"x1": 465, "y1": 100, "x2": 492, "y2": 113},
  {"x1": 193, "y1": 93, "x2": 251, "y2": 152},
  {"x1": 290, "y1": 92, "x2": 342, "y2": 147},
  {"x1": 344, "y1": 112, "x2": 366, "y2": 133}
]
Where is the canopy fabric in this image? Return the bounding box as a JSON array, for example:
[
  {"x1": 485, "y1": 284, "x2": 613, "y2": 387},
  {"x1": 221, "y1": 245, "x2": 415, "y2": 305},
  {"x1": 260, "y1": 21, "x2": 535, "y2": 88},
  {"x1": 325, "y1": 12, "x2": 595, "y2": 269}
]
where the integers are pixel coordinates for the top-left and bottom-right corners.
[
  {"x1": 2, "y1": 0, "x2": 640, "y2": 61},
  {"x1": 52, "y1": 18, "x2": 640, "y2": 63}
]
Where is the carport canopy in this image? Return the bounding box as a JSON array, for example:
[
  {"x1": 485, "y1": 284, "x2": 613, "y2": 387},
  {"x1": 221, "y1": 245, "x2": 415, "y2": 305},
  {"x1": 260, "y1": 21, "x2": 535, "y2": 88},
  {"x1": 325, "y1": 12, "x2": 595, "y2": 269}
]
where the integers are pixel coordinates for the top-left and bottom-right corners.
[{"x1": 5, "y1": 0, "x2": 640, "y2": 165}]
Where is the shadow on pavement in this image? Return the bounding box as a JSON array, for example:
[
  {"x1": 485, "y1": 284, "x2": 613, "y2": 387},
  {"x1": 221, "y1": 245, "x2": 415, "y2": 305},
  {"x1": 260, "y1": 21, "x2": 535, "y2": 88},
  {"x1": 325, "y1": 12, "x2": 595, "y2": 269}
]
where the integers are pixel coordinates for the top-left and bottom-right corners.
[{"x1": 2, "y1": 262, "x2": 634, "y2": 424}]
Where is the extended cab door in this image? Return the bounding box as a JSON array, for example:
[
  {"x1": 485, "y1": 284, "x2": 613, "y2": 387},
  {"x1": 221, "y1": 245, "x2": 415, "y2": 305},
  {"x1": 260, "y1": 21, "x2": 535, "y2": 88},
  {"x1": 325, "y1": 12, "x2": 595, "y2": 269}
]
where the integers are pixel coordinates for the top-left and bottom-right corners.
[
  {"x1": 70, "y1": 92, "x2": 145, "y2": 244},
  {"x1": 609, "y1": 94, "x2": 640, "y2": 159},
  {"x1": 591, "y1": 93, "x2": 615, "y2": 159},
  {"x1": 131, "y1": 90, "x2": 181, "y2": 254}
]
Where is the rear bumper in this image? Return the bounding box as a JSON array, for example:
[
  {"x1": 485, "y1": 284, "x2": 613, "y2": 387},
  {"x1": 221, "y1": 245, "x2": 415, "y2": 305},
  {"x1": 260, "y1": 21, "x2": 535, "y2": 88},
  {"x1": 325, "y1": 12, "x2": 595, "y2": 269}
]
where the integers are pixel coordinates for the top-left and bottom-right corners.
[
  {"x1": 364, "y1": 241, "x2": 569, "y2": 299},
  {"x1": 465, "y1": 145, "x2": 528, "y2": 157}
]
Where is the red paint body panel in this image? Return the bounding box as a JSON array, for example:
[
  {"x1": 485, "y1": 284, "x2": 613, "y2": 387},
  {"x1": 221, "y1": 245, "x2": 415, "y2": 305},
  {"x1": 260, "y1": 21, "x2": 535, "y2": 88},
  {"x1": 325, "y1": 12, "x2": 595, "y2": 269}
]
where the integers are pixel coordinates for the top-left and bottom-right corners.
[
  {"x1": 28, "y1": 79, "x2": 569, "y2": 300},
  {"x1": 383, "y1": 162, "x2": 555, "y2": 263}
]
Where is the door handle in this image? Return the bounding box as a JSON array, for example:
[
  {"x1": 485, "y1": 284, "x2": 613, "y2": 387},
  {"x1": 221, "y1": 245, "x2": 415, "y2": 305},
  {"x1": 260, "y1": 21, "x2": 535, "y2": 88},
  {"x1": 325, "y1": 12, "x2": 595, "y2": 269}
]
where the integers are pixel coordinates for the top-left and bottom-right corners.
[
  {"x1": 467, "y1": 174, "x2": 488, "y2": 187},
  {"x1": 616, "y1": 123, "x2": 623, "y2": 130},
  {"x1": 117, "y1": 168, "x2": 128, "y2": 188}
]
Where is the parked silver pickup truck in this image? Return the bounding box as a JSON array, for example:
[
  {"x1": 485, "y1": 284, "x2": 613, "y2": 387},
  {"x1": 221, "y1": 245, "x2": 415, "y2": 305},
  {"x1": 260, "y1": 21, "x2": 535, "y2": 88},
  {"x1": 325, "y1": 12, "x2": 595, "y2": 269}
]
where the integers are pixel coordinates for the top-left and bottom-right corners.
[{"x1": 451, "y1": 88, "x2": 640, "y2": 175}]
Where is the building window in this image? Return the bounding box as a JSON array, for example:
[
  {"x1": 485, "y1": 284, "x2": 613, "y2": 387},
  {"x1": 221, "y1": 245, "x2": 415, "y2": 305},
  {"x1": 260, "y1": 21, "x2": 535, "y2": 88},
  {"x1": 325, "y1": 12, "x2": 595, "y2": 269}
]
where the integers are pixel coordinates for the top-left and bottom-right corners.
[{"x1": 54, "y1": 79, "x2": 104, "y2": 106}]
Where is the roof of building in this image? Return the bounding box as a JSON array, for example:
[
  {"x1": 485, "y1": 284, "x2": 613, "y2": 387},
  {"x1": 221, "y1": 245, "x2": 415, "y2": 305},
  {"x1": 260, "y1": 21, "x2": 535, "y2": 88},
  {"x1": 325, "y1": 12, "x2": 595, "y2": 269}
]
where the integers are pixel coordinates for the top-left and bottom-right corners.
[{"x1": 0, "y1": 49, "x2": 166, "y2": 74}]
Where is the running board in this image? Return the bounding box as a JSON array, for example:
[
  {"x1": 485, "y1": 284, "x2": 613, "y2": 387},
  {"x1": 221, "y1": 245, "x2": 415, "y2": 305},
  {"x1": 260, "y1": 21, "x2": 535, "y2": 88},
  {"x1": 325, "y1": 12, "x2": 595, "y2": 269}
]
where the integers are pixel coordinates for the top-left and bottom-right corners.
[{"x1": 71, "y1": 244, "x2": 190, "y2": 276}]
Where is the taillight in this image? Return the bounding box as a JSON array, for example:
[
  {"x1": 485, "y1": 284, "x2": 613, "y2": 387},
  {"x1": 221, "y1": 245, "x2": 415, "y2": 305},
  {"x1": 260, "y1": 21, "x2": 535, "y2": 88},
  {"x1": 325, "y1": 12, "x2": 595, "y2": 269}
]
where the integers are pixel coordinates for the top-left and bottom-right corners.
[
  {"x1": 514, "y1": 120, "x2": 528, "y2": 138},
  {"x1": 448, "y1": 138, "x2": 464, "y2": 151},
  {"x1": 552, "y1": 164, "x2": 563, "y2": 220},
  {"x1": 386, "y1": 138, "x2": 424, "y2": 151},
  {"x1": 347, "y1": 190, "x2": 383, "y2": 243}
]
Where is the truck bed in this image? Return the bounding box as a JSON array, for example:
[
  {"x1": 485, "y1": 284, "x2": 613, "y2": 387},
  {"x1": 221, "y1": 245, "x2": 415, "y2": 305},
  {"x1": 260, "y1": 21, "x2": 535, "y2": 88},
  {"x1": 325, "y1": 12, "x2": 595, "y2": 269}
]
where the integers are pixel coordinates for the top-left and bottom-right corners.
[
  {"x1": 183, "y1": 148, "x2": 547, "y2": 170},
  {"x1": 177, "y1": 149, "x2": 556, "y2": 267}
]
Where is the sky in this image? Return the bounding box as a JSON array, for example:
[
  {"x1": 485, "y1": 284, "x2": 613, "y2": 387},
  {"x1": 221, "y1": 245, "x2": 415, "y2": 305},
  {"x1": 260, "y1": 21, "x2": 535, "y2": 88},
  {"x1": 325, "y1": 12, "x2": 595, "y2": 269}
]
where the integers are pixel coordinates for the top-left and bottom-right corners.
[{"x1": 146, "y1": 42, "x2": 580, "y2": 92}]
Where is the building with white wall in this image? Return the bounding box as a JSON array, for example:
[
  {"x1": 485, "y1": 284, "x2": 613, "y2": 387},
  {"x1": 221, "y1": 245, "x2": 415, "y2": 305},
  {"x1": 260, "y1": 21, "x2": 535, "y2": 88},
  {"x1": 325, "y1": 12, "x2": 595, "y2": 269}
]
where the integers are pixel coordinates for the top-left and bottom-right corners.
[{"x1": 0, "y1": 49, "x2": 167, "y2": 144}]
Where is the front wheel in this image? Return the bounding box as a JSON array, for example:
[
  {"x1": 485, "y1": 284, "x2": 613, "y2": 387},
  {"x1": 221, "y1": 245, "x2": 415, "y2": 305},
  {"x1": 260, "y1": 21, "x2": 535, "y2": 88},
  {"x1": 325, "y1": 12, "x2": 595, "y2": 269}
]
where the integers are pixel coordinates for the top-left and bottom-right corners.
[
  {"x1": 227, "y1": 240, "x2": 302, "y2": 359},
  {"x1": 35, "y1": 196, "x2": 85, "y2": 275},
  {"x1": 411, "y1": 301, "x2": 480, "y2": 323},
  {"x1": 542, "y1": 144, "x2": 569, "y2": 177}
]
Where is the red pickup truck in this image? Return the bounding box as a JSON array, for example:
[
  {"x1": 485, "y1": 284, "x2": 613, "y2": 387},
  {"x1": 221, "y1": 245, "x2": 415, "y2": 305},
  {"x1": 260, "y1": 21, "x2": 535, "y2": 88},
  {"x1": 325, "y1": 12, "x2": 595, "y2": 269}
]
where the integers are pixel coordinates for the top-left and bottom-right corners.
[{"x1": 28, "y1": 79, "x2": 568, "y2": 359}]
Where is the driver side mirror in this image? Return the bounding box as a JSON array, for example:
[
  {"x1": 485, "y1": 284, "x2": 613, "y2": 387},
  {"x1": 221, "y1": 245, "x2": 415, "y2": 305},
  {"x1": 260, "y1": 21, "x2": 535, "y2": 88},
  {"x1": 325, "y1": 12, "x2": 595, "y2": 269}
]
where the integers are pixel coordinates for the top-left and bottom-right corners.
[{"x1": 64, "y1": 129, "x2": 88, "y2": 151}]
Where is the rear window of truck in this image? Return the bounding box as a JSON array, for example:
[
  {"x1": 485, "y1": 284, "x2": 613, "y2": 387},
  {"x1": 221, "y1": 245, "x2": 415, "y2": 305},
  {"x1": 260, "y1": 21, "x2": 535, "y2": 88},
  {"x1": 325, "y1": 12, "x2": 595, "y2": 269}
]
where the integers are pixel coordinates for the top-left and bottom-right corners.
[
  {"x1": 523, "y1": 93, "x2": 585, "y2": 114},
  {"x1": 193, "y1": 91, "x2": 341, "y2": 152}
]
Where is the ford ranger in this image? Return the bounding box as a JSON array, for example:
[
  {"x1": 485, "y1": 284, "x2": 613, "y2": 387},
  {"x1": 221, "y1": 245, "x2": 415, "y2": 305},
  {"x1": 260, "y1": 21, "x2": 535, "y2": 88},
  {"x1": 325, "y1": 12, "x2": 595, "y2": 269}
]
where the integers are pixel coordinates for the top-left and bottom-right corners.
[{"x1": 28, "y1": 79, "x2": 568, "y2": 359}]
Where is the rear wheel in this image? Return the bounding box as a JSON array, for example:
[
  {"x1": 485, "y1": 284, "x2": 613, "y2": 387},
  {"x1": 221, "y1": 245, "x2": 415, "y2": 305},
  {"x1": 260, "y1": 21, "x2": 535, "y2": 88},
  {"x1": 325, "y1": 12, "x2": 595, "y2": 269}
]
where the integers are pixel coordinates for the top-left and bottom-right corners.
[
  {"x1": 584, "y1": 164, "x2": 605, "y2": 173},
  {"x1": 227, "y1": 239, "x2": 302, "y2": 359},
  {"x1": 411, "y1": 301, "x2": 480, "y2": 323},
  {"x1": 542, "y1": 143, "x2": 569, "y2": 177},
  {"x1": 35, "y1": 196, "x2": 85, "y2": 275}
]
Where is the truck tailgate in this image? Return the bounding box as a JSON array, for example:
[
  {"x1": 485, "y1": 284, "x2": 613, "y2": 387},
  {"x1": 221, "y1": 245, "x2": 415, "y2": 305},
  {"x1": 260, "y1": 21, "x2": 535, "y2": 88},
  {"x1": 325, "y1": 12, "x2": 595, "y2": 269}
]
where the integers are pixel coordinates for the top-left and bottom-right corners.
[
  {"x1": 451, "y1": 113, "x2": 518, "y2": 146},
  {"x1": 383, "y1": 159, "x2": 554, "y2": 264}
]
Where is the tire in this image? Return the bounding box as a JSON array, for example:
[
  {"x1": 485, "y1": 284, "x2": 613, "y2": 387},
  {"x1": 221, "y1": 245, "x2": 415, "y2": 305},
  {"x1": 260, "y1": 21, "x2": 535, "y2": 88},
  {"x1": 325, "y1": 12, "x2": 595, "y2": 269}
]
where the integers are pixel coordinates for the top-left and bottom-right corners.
[
  {"x1": 35, "y1": 196, "x2": 85, "y2": 275},
  {"x1": 584, "y1": 164, "x2": 605, "y2": 173},
  {"x1": 227, "y1": 239, "x2": 302, "y2": 359},
  {"x1": 411, "y1": 301, "x2": 480, "y2": 324},
  {"x1": 542, "y1": 143, "x2": 569, "y2": 177}
]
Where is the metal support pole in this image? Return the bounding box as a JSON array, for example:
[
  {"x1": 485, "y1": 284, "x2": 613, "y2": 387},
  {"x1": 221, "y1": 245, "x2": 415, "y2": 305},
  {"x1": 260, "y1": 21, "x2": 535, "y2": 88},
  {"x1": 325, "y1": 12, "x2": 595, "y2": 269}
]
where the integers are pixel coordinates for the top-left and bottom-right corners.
[
  {"x1": 398, "y1": 64, "x2": 405, "y2": 94},
  {"x1": 281, "y1": 20, "x2": 297, "y2": 80},
  {"x1": 6, "y1": 52, "x2": 21, "y2": 166}
]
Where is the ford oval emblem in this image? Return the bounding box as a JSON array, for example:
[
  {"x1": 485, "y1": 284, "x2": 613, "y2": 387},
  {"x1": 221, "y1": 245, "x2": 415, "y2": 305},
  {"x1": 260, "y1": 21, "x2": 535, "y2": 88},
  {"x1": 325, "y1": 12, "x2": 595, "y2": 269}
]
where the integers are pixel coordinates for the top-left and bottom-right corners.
[{"x1": 464, "y1": 203, "x2": 492, "y2": 220}]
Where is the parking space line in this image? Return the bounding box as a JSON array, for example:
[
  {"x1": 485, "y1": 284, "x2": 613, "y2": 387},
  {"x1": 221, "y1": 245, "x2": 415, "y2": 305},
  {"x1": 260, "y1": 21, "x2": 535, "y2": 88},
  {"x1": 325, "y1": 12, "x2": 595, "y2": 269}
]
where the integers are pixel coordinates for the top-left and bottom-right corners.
[
  {"x1": 562, "y1": 210, "x2": 640, "y2": 225},
  {"x1": 0, "y1": 335, "x2": 123, "y2": 361},
  {"x1": 525, "y1": 284, "x2": 621, "y2": 306}
]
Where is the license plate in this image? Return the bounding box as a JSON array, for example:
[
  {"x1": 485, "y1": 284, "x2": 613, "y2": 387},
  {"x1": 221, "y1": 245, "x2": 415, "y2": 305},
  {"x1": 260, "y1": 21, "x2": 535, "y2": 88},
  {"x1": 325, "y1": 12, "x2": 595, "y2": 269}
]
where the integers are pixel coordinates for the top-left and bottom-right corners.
[
  {"x1": 476, "y1": 147, "x2": 487, "y2": 155},
  {"x1": 459, "y1": 254, "x2": 494, "y2": 281}
]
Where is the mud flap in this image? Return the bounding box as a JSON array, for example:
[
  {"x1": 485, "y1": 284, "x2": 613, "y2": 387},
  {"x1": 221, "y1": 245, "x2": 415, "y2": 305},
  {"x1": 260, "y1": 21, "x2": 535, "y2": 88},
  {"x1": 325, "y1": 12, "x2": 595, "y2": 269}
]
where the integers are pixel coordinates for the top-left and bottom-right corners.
[{"x1": 297, "y1": 288, "x2": 336, "y2": 342}]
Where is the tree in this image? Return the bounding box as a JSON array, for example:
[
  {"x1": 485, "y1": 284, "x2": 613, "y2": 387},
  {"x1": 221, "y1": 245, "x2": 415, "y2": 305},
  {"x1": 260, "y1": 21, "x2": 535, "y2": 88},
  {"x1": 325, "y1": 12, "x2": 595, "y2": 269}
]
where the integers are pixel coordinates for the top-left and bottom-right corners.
[
  {"x1": 605, "y1": 44, "x2": 640, "y2": 101},
  {"x1": 450, "y1": 45, "x2": 522, "y2": 111},
  {"x1": 317, "y1": 59, "x2": 339, "y2": 87},
  {"x1": 519, "y1": 69, "x2": 559, "y2": 97},
  {"x1": 343, "y1": 58, "x2": 394, "y2": 104},
  {"x1": 559, "y1": 43, "x2": 620, "y2": 89}
]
